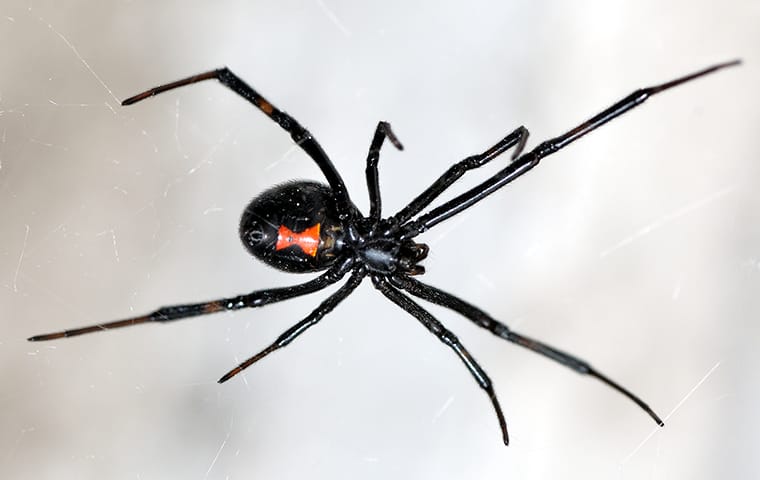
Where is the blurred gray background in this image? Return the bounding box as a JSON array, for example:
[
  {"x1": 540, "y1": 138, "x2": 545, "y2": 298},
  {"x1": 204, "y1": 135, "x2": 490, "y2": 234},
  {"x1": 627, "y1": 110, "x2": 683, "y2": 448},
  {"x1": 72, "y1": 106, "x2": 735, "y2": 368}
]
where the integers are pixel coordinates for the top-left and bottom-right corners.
[{"x1": 2, "y1": 1, "x2": 758, "y2": 479}]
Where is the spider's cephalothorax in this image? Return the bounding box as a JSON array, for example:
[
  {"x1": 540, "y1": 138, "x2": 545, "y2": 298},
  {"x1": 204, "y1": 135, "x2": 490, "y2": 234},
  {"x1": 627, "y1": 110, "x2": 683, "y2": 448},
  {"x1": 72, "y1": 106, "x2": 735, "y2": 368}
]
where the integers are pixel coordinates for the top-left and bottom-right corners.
[
  {"x1": 353, "y1": 231, "x2": 429, "y2": 276},
  {"x1": 29, "y1": 61, "x2": 740, "y2": 445}
]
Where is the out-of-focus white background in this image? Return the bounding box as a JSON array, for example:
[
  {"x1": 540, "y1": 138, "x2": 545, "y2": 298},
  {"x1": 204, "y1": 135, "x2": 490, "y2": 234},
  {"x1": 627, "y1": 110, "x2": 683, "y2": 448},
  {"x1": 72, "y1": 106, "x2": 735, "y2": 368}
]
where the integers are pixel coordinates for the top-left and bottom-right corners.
[{"x1": 2, "y1": 1, "x2": 758, "y2": 479}]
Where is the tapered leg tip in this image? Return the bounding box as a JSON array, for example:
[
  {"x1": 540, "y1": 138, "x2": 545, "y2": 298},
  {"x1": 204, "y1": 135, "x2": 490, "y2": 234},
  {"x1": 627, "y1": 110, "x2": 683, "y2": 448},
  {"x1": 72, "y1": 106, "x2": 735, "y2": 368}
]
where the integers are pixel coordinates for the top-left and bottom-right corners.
[
  {"x1": 27, "y1": 333, "x2": 60, "y2": 341},
  {"x1": 648, "y1": 409, "x2": 665, "y2": 427},
  {"x1": 121, "y1": 97, "x2": 138, "y2": 106},
  {"x1": 121, "y1": 93, "x2": 150, "y2": 106},
  {"x1": 499, "y1": 423, "x2": 510, "y2": 446}
]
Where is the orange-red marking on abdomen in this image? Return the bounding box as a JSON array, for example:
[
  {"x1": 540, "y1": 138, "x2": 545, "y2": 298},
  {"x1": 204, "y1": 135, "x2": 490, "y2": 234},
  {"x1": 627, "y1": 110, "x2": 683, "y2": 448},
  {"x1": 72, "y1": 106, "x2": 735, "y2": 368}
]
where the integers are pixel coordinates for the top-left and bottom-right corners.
[{"x1": 275, "y1": 224, "x2": 321, "y2": 257}]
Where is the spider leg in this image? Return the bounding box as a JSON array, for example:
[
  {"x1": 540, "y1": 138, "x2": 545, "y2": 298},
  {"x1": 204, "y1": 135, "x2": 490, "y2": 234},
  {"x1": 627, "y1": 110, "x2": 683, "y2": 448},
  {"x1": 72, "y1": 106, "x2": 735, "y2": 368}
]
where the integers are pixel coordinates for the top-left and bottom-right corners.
[
  {"x1": 218, "y1": 267, "x2": 366, "y2": 383},
  {"x1": 392, "y1": 126, "x2": 528, "y2": 225},
  {"x1": 28, "y1": 258, "x2": 354, "y2": 342},
  {"x1": 401, "y1": 60, "x2": 740, "y2": 238},
  {"x1": 121, "y1": 68, "x2": 355, "y2": 220},
  {"x1": 390, "y1": 274, "x2": 664, "y2": 426},
  {"x1": 372, "y1": 275, "x2": 510, "y2": 445},
  {"x1": 365, "y1": 121, "x2": 404, "y2": 223}
]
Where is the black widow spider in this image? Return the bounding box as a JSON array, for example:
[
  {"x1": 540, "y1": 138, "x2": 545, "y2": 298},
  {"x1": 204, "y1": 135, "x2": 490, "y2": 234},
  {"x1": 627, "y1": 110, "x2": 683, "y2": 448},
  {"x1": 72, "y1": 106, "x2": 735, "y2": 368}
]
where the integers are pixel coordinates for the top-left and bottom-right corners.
[{"x1": 29, "y1": 59, "x2": 739, "y2": 445}]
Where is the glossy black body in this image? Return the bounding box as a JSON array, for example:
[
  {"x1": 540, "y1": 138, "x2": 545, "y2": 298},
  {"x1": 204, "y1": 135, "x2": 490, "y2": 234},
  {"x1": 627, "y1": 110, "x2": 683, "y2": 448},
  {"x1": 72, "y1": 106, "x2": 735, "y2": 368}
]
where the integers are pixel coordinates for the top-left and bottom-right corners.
[
  {"x1": 240, "y1": 181, "x2": 348, "y2": 272},
  {"x1": 28, "y1": 60, "x2": 740, "y2": 445}
]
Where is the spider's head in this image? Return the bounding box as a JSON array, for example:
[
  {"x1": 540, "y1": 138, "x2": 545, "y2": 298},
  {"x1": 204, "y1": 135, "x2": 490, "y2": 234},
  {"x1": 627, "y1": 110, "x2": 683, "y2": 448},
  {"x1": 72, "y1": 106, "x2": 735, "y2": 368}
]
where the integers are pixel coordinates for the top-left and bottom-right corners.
[
  {"x1": 397, "y1": 240, "x2": 429, "y2": 275},
  {"x1": 239, "y1": 181, "x2": 347, "y2": 273}
]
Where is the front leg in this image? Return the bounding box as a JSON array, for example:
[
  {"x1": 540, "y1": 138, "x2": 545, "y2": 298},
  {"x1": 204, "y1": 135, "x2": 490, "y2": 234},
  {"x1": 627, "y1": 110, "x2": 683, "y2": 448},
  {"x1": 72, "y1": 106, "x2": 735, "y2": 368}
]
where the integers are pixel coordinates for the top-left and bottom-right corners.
[
  {"x1": 392, "y1": 126, "x2": 528, "y2": 225},
  {"x1": 122, "y1": 68, "x2": 356, "y2": 220},
  {"x1": 401, "y1": 60, "x2": 740, "y2": 237},
  {"x1": 365, "y1": 121, "x2": 404, "y2": 223}
]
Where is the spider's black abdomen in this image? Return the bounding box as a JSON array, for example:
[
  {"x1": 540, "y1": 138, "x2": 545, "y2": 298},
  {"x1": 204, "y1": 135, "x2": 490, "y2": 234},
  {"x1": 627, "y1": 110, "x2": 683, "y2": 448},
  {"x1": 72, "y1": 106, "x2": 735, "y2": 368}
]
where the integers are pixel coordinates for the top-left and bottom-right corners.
[{"x1": 239, "y1": 181, "x2": 349, "y2": 273}]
